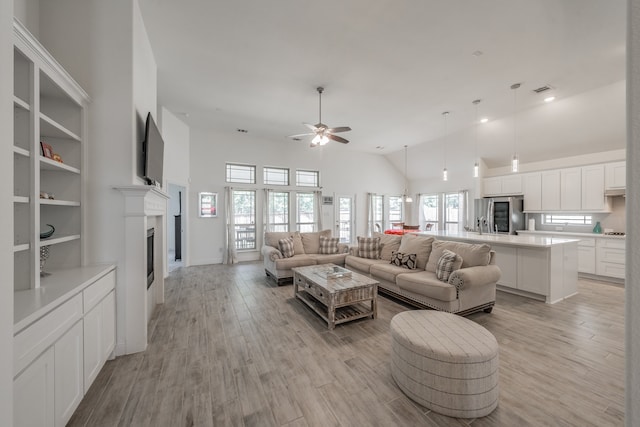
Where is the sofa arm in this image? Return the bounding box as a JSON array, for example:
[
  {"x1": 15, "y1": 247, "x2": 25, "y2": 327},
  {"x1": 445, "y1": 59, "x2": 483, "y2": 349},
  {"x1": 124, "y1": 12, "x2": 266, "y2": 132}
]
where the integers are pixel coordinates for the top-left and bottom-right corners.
[
  {"x1": 261, "y1": 245, "x2": 282, "y2": 262},
  {"x1": 448, "y1": 265, "x2": 502, "y2": 291},
  {"x1": 337, "y1": 243, "x2": 349, "y2": 254}
]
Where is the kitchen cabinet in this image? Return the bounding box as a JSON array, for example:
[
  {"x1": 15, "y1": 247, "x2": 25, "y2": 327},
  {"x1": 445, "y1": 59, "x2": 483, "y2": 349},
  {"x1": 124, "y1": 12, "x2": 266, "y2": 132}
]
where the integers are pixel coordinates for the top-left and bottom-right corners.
[
  {"x1": 14, "y1": 347, "x2": 55, "y2": 427},
  {"x1": 605, "y1": 161, "x2": 626, "y2": 189},
  {"x1": 561, "y1": 167, "x2": 582, "y2": 210},
  {"x1": 577, "y1": 238, "x2": 596, "y2": 274},
  {"x1": 483, "y1": 175, "x2": 523, "y2": 197},
  {"x1": 582, "y1": 164, "x2": 610, "y2": 211},
  {"x1": 522, "y1": 172, "x2": 542, "y2": 211},
  {"x1": 596, "y1": 238, "x2": 625, "y2": 279},
  {"x1": 517, "y1": 247, "x2": 550, "y2": 295},
  {"x1": 541, "y1": 170, "x2": 561, "y2": 211},
  {"x1": 84, "y1": 288, "x2": 116, "y2": 392},
  {"x1": 492, "y1": 246, "x2": 517, "y2": 287},
  {"x1": 54, "y1": 321, "x2": 84, "y2": 427}
]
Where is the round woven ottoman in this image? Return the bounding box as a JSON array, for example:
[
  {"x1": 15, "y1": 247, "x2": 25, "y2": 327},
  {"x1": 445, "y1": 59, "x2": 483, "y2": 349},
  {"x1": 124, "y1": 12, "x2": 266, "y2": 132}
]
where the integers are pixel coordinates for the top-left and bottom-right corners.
[{"x1": 390, "y1": 310, "x2": 499, "y2": 418}]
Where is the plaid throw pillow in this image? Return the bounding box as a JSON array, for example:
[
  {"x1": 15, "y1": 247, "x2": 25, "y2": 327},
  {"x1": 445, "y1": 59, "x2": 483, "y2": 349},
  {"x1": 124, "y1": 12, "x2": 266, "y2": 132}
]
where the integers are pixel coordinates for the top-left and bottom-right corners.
[
  {"x1": 319, "y1": 236, "x2": 340, "y2": 254},
  {"x1": 278, "y1": 237, "x2": 295, "y2": 258},
  {"x1": 390, "y1": 251, "x2": 417, "y2": 269},
  {"x1": 436, "y1": 249, "x2": 463, "y2": 282},
  {"x1": 357, "y1": 236, "x2": 380, "y2": 259}
]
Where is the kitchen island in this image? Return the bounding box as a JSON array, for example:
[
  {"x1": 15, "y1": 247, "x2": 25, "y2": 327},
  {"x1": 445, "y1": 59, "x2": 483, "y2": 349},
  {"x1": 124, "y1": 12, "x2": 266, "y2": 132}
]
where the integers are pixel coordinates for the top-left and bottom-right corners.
[{"x1": 414, "y1": 231, "x2": 580, "y2": 304}]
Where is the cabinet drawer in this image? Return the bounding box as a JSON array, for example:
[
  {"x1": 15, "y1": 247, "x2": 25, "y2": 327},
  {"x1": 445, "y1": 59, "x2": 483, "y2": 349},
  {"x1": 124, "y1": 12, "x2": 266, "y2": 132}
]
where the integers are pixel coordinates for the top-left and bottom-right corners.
[
  {"x1": 596, "y1": 262, "x2": 625, "y2": 279},
  {"x1": 14, "y1": 294, "x2": 83, "y2": 377},
  {"x1": 597, "y1": 247, "x2": 625, "y2": 265},
  {"x1": 578, "y1": 238, "x2": 595, "y2": 247},
  {"x1": 83, "y1": 271, "x2": 116, "y2": 313},
  {"x1": 597, "y1": 239, "x2": 625, "y2": 250},
  {"x1": 301, "y1": 281, "x2": 329, "y2": 305},
  {"x1": 336, "y1": 286, "x2": 374, "y2": 306}
]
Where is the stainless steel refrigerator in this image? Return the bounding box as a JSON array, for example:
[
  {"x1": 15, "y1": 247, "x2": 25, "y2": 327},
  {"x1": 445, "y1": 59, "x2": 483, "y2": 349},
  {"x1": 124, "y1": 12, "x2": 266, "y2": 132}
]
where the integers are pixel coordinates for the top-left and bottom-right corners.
[{"x1": 473, "y1": 197, "x2": 525, "y2": 234}]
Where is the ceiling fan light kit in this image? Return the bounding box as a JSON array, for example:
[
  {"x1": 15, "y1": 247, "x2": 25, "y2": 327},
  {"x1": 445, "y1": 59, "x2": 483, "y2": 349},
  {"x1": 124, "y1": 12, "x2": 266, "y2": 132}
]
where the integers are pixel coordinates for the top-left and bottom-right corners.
[{"x1": 289, "y1": 87, "x2": 352, "y2": 147}]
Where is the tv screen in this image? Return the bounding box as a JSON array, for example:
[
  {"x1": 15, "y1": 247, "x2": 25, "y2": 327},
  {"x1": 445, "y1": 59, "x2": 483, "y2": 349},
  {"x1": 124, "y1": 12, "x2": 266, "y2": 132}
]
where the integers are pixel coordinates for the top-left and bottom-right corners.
[{"x1": 143, "y1": 112, "x2": 164, "y2": 187}]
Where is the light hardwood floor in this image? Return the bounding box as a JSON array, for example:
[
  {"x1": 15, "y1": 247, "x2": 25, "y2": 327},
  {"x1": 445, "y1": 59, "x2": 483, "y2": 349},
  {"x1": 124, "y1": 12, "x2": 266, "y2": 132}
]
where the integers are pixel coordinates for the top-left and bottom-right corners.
[{"x1": 68, "y1": 262, "x2": 625, "y2": 426}]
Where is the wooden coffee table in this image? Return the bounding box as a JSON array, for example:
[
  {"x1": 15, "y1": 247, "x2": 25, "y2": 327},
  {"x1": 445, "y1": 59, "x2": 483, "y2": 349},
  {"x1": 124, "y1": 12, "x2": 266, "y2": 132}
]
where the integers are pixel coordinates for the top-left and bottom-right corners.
[{"x1": 292, "y1": 264, "x2": 379, "y2": 330}]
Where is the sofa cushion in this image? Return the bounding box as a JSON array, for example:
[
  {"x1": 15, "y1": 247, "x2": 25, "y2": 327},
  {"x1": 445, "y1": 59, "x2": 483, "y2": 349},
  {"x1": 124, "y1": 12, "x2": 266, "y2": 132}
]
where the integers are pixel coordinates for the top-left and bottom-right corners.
[
  {"x1": 398, "y1": 234, "x2": 434, "y2": 270},
  {"x1": 274, "y1": 255, "x2": 317, "y2": 270},
  {"x1": 436, "y1": 249, "x2": 463, "y2": 282},
  {"x1": 265, "y1": 231, "x2": 293, "y2": 249},
  {"x1": 390, "y1": 251, "x2": 417, "y2": 270},
  {"x1": 370, "y1": 263, "x2": 418, "y2": 283},
  {"x1": 345, "y1": 255, "x2": 387, "y2": 274},
  {"x1": 357, "y1": 236, "x2": 381, "y2": 259},
  {"x1": 278, "y1": 237, "x2": 295, "y2": 258},
  {"x1": 308, "y1": 253, "x2": 348, "y2": 265},
  {"x1": 319, "y1": 236, "x2": 340, "y2": 254},
  {"x1": 396, "y1": 271, "x2": 457, "y2": 302},
  {"x1": 374, "y1": 232, "x2": 402, "y2": 261},
  {"x1": 426, "y1": 240, "x2": 492, "y2": 272},
  {"x1": 301, "y1": 229, "x2": 332, "y2": 254}
]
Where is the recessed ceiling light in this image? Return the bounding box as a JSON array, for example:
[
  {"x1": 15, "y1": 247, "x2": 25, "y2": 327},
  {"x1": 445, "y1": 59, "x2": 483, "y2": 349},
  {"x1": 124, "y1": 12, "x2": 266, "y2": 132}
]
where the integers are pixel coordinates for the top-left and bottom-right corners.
[
  {"x1": 376, "y1": 146, "x2": 384, "y2": 149},
  {"x1": 480, "y1": 118, "x2": 489, "y2": 124},
  {"x1": 237, "y1": 129, "x2": 248, "y2": 133},
  {"x1": 292, "y1": 137, "x2": 301, "y2": 141},
  {"x1": 472, "y1": 50, "x2": 483, "y2": 57},
  {"x1": 544, "y1": 96, "x2": 555, "y2": 103}
]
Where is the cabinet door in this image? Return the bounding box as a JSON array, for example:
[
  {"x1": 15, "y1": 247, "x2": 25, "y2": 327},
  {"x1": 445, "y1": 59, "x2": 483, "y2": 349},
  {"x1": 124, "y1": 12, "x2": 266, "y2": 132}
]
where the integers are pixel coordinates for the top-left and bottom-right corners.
[
  {"x1": 14, "y1": 347, "x2": 55, "y2": 427},
  {"x1": 483, "y1": 177, "x2": 502, "y2": 196},
  {"x1": 102, "y1": 291, "x2": 116, "y2": 360},
  {"x1": 492, "y1": 246, "x2": 517, "y2": 288},
  {"x1": 577, "y1": 246, "x2": 596, "y2": 274},
  {"x1": 83, "y1": 303, "x2": 102, "y2": 392},
  {"x1": 582, "y1": 165, "x2": 607, "y2": 211},
  {"x1": 501, "y1": 175, "x2": 522, "y2": 195},
  {"x1": 605, "y1": 161, "x2": 626, "y2": 189},
  {"x1": 561, "y1": 168, "x2": 581, "y2": 210},
  {"x1": 541, "y1": 170, "x2": 561, "y2": 211},
  {"x1": 522, "y1": 173, "x2": 542, "y2": 211},
  {"x1": 517, "y1": 248, "x2": 549, "y2": 295},
  {"x1": 54, "y1": 321, "x2": 84, "y2": 427}
]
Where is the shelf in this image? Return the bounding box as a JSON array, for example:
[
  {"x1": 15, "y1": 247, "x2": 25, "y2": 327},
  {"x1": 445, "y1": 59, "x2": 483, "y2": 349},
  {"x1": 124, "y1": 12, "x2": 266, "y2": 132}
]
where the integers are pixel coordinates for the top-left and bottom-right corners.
[
  {"x1": 40, "y1": 199, "x2": 80, "y2": 207},
  {"x1": 40, "y1": 156, "x2": 80, "y2": 174},
  {"x1": 14, "y1": 244, "x2": 30, "y2": 253},
  {"x1": 13, "y1": 146, "x2": 29, "y2": 157},
  {"x1": 14, "y1": 196, "x2": 29, "y2": 204},
  {"x1": 39, "y1": 234, "x2": 80, "y2": 247},
  {"x1": 13, "y1": 95, "x2": 30, "y2": 111},
  {"x1": 40, "y1": 112, "x2": 81, "y2": 141}
]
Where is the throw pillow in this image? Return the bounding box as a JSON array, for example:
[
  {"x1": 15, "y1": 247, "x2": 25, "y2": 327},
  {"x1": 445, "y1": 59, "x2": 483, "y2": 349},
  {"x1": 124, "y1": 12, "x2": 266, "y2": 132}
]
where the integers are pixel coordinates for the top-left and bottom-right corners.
[
  {"x1": 398, "y1": 234, "x2": 434, "y2": 270},
  {"x1": 390, "y1": 251, "x2": 417, "y2": 269},
  {"x1": 278, "y1": 237, "x2": 295, "y2": 258},
  {"x1": 319, "y1": 236, "x2": 340, "y2": 254},
  {"x1": 357, "y1": 236, "x2": 381, "y2": 259},
  {"x1": 436, "y1": 249, "x2": 463, "y2": 282}
]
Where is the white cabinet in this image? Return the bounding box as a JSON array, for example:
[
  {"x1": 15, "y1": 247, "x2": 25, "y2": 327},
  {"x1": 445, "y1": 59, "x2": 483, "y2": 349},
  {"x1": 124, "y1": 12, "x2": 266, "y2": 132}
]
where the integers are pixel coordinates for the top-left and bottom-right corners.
[
  {"x1": 561, "y1": 167, "x2": 582, "y2": 211},
  {"x1": 522, "y1": 172, "x2": 542, "y2": 211},
  {"x1": 541, "y1": 170, "x2": 561, "y2": 211},
  {"x1": 14, "y1": 348, "x2": 55, "y2": 427},
  {"x1": 517, "y1": 247, "x2": 550, "y2": 295},
  {"x1": 54, "y1": 321, "x2": 84, "y2": 427},
  {"x1": 492, "y1": 246, "x2": 518, "y2": 288},
  {"x1": 596, "y1": 238, "x2": 625, "y2": 279},
  {"x1": 84, "y1": 288, "x2": 116, "y2": 392},
  {"x1": 581, "y1": 164, "x2": 610, "y2": 211},
  {"x1": 577, "y1": 238, "x2": 596, "y2": 274},
  {"x1": 483, "y1": 175, "x2": 522, "y2": 196},
  {"x1": 605, "y1": 161, "x2": 626, "y2": 189}
]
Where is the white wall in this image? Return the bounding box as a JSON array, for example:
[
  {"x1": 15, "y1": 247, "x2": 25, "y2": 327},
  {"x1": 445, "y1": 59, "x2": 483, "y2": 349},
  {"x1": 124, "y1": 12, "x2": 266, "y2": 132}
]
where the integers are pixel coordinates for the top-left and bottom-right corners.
[
  {"x1": 161, "y1": 107, "x2": 190, "y2": 186},
  {"x1": 1, "y1": 0, "x2": 14, "y2": 423},
  {"x1": 13, "y1": 0, "x2": 38, "y2": 37},
  {"x1": 189, "y1": 128, "x2": 404, "y2": 265}
]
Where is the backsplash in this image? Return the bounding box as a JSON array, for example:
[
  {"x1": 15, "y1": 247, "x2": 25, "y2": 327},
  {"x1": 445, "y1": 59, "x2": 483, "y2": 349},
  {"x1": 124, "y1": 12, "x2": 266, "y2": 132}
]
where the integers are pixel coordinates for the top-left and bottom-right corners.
[{"x1": 525, "y1": 196, "x2": 626, "y2": 233}]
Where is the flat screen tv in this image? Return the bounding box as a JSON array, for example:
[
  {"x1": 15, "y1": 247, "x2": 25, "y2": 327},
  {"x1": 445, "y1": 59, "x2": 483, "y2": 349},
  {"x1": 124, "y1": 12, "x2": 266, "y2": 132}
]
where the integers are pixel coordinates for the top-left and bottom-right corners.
[{"x1": 143, "y1": 112, "x2": 164, "y2": 187}]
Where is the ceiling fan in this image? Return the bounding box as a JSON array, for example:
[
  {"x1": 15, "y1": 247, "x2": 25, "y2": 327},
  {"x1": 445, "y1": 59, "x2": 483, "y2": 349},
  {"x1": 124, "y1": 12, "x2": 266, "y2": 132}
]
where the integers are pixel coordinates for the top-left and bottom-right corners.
[{"x1": 289, "y1": 87, "x2": 351, "y2": 146}]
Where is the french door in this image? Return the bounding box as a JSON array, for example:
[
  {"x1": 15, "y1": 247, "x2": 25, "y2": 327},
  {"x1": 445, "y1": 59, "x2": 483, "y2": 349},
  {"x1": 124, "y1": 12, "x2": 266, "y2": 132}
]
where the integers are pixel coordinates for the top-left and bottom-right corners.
[{"x1": 335, "y1": 195, "x2": 355, "y2": 243}]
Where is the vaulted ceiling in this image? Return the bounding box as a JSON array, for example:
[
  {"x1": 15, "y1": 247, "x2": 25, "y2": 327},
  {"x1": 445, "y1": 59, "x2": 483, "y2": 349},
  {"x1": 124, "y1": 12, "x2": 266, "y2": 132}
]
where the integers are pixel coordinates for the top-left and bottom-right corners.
[{"x1": 138, "y1": 0, "x2": 626, "y2": 179}]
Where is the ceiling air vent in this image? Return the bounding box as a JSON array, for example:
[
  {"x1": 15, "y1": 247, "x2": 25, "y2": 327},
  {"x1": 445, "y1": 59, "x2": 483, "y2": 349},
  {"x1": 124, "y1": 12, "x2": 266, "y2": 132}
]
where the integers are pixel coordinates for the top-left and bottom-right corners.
[{"x1": 532, "y1": 85, "x2": 553, "y2": 94}]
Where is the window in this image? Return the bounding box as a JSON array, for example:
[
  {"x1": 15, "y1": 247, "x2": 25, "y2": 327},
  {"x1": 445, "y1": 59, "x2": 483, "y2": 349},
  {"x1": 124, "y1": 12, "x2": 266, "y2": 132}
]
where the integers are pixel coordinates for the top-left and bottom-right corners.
[
  {"x1": 232, "y1": 190, "x2": 256, "y2": 250},
  {"x1": 267, "y1": 191, "x2": 289, "y2": 232},
  {"x1": 296, "y1": 169, "x2": 320, "y2": 187},
  {"x1": 264, "y1": 167, "x2": 289, "y2": 186},
  {"x1": 296, "y1": 192, "x2": 316, "y2": 232},
  {"x1": 444, "y1": 193, "x2": 460, "y2": 231},
  {"x1": 420, "y1": 194, "x2": 439, "y2": 231},
  {"x1": 388, "y1": 196, "x2": 403, "y2": 227},
  {"x1": 226, "y1": 163, "x2": 256, "y2": 184},
  {"x1": 544, "y1": 214, "x2": 592, "y2": 225}
]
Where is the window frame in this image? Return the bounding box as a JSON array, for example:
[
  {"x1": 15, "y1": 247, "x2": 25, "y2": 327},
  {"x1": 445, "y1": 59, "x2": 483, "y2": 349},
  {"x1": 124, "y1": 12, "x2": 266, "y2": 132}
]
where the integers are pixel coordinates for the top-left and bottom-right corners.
[
  {"x1": 296, "y1": 169, "x2": 320, "y2": 187},
  {"x1": 543, "y1": 214, "x2": 593, "y2": 226},
  {"x1": 267, "y1": 191, "x2": 290, "y2": 232},
  {"x1": 264, "y1": 166, "x2": 290, "y2": 186},
  {"x1": 295, "y1": 192, "x2": 317, "y2": 232},
  {"x1": 232, "y1": 189, "x2": 256, "y2": 250},
  {"x1": 226, "y1": 163, "x2": 256, "y2": 184}
]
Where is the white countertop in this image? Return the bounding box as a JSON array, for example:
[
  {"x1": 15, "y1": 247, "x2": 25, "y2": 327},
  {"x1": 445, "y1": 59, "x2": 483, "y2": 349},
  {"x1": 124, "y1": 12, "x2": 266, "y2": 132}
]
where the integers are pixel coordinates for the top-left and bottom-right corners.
[
  {"x1": 14, "y1": 264, "x2": 116, "y2": 333},
  {"x1": 413, "y1": 230, "x2": 580, "y2": 248},
  {"x1": 517, "y1": 230, "x2": 625, "y2": 240}
]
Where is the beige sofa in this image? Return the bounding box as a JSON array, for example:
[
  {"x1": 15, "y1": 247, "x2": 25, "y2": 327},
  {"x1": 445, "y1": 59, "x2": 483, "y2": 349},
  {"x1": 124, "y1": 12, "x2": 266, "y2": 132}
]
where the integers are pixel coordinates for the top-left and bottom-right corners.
[
  {"x1": 262, "y1": 230, "x2": 349, "y2": 284},
  {"x1": 346, "y1": 233, "x2": 501, "y2": 315}
]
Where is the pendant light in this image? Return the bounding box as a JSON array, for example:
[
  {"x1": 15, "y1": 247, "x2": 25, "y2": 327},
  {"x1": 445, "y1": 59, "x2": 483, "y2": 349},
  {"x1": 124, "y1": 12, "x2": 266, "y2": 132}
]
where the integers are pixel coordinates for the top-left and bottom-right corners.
[
  {"x1": 402, "y1": 145, "x2": 413, "y2": 203},
  {"x1": 472, "y1": 99, "x2": 481, "y2": 178},
  {"x1": 511, "y1": 83, "x2": 521, "y2": 172},
  {"x1": 442, "y1": 111, "x2": 449, "y2": 181}
]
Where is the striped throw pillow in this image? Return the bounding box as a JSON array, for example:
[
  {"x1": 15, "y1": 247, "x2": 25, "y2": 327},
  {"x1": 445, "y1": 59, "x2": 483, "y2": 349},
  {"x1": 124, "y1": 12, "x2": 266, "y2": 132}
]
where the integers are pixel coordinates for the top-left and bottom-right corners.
[
  {"x1": 278, "y1": 237, "x2": 295, "y2": 258},
  {"x1": 357, "y1": 236, "x2": 381, "y2": 259},
  {"x1": 436, "y1": 249, "x2": 463, "y2": 282},
  {"x1": 319, "y1": 236, "x2": 340, "y2": 254}
]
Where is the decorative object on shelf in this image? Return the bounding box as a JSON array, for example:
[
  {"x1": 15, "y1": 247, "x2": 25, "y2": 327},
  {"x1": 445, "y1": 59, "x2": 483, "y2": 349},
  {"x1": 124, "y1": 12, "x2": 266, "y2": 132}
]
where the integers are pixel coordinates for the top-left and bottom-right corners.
[
  {"x1": 39, "y1": 245, "x2": 51, "y2": 276},
  {"x1": 40, "y1": 224, "x2": 55, "y2": 239},
  {"x1": 510, "y1": 83, "x2": 521, "y2": 172},
  {"x1": 52, "y1": 153, "x2": 63, "y2": 163},
  {"x1": 402, "y1": 145, "x2": 413, "y2": 203},
  {"x1": 40, "y1": 141, "x2": 54, "y2": 159},
  {"x1": 39, "y1": 191, "x2": 55, "y2": 199},
  {"x1": 593, "y1": 221, "x2": 602, "y2": 234}
]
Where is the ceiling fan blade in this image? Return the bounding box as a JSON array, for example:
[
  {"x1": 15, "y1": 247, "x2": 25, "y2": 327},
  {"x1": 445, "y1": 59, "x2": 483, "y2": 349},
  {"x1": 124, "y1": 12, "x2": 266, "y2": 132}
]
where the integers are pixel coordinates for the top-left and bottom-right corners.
[
  {"x1": 303, "y1": 123, "x2": 320, "y2": 131},
  {"x1": 327, "y1": 134, "x2": 349, "y2": 144},
  {"x1": 288, "y1": 133, "x2": 314, "y2": 138},
  {"x1": 327, "y1": 126, "x2": 351, "y2": 133}
]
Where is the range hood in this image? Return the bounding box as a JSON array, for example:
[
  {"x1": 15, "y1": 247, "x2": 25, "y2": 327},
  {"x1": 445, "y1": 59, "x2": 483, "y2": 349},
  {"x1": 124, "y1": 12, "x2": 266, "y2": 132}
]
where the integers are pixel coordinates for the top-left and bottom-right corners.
[{"x1": 604, "y1": 188, "x2": 626, "y2": 197}]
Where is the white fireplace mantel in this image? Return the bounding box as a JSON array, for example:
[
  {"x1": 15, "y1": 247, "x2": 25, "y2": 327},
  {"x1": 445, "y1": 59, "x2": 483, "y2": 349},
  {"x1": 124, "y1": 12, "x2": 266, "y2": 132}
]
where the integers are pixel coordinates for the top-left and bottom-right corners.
[{"x1": 115, "y1": 185, "x2": 168, "y2": 354}]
